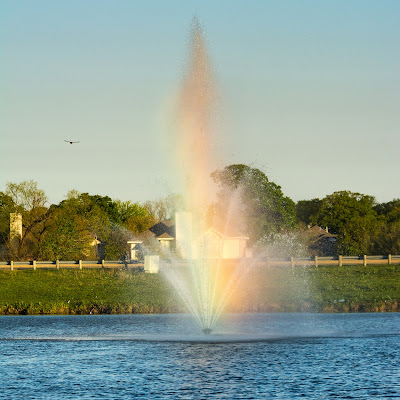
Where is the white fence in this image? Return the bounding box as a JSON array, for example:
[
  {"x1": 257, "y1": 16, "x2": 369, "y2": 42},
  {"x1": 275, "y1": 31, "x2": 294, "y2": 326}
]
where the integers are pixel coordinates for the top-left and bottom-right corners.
[
  {"x1": 0, "y1": 260, "x2": 144, "y2": 271},
  {"x1": 0, "y1": 255, "x2": 399, "y2": 271}
]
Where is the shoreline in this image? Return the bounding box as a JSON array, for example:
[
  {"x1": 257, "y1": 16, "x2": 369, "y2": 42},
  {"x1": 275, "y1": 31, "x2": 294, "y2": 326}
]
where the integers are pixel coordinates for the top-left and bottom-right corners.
[{"x1": 1, "y1": 300, "x2": 399, "y2": 316}]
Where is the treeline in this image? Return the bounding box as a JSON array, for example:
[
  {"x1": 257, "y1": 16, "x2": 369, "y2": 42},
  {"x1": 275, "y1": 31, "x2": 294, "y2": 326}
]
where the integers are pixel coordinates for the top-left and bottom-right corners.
[
  {"x1": 1, "y1": 164, "x2": 399, "y2": 260},
  {"x1": 211, "y1": 164, "x2": 400, "y2": 256},
  {"x1": 296, "y1": 192, "x2": 400, "y2": 255},
  {"x1": 0, "y1": 180, "x2": 183, "y2": 261}
]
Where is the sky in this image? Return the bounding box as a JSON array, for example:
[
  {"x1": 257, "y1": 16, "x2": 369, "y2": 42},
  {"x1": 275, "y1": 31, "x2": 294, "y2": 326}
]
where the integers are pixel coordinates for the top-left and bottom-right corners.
[{"x1": 1, "y1": 1, "x2": 399, "y2": 206}]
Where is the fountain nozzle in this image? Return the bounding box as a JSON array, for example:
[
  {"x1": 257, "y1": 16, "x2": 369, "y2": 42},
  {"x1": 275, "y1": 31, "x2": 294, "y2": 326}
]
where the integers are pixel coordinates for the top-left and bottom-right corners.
[{"x1": 202, "y1": 328, "x2": 212, "y2": 335}]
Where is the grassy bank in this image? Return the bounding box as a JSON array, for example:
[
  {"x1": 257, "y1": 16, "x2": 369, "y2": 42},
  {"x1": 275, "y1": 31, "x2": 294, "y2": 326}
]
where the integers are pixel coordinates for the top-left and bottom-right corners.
[
  {"x1": 0, "y1": 265, "x2": 399, "y2": 315},
  {"x1": 0, "y1": 269, "x2": 182, "y2": 315},
  {"x1": 234, "y1": 264, "x2": 400, "y2": 313}
]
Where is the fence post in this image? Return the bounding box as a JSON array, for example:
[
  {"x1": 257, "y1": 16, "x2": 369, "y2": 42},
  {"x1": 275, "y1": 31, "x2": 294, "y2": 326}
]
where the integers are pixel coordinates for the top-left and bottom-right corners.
[
  {"x1": 388, "y1": 254, "x2": 392, "y2": 265},
  {"x1": 315, "y1": 256, "x2": 318, "y2": 269},
  {"x1": 363, "y1": 255, "x2": 367, "y2": 266},
  {"x1": 338, "y1": 255, "x2": 342, "y2": 267},
  {"x1": 10, "y1": 260, "x2": 13, "y2": 271},
  {"x1": 33, "y1": 260, "x2": 36, "y2": 271},
  {"x1": 56, "y1": 260, "x2": 60, "y2": 270},
  {"x1": 290, "y1": 257, "x2": 295, "y2": 269},
  {"x1": 102, "y1": 259, "x2": 105, "y2": 268},
  {"x1": 79, "y1": 260, "x2": 82, "y2": 270}
]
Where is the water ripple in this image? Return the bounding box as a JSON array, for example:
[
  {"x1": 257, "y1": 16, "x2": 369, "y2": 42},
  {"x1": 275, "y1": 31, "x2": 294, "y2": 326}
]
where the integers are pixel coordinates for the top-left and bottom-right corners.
[{"x1": 0, "y1": 313, "x2": 399, "y2": 399}]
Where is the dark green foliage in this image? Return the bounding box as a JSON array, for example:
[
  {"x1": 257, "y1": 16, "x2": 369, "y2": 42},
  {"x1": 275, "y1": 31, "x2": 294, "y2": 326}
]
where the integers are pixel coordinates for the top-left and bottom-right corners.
[
  {"x1": 311, "y1": 191, "x2": 379, "y2": 255},
  {"x1": 296, "y1": 199, "x2": 322, "y2": 226},
  {"x1": 0, "y1": 192, "x2": 15, "y2": 243},
  {"x1": 374, "y1": 199, "x2": 400, "y2": 221},
  {"x1": 102, "y1": 227, "x2": 131, "y2": 260},
  {"x1": 297, "y1": 195, "x2": 400, "y2": 256},
  {"x1": 372, "y1": 199, "x2": 400, "y2": 254},
  {"x1": 40, "y1": 211, "x2": 92, "y2": 260},
  {"x1": 62, "y1": 193, "x2": 121, "y2": 224},
  {"x1": 373, "y1": 222, "x2": 400, "y2": 255},
  {"x1": 58, "y1": 193, "x2": 113, "y2": 239},
  {"x1": 211, "y1": 164, "x2": 297, "y2": 243},
  {"x1": 45, "y1": 193, "x2": 155, "y2": 261}
]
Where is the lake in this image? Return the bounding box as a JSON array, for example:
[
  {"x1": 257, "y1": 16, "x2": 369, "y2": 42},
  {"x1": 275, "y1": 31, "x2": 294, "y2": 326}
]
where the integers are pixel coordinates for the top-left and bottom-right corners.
[{"x1": 1, "y1": 313, "x2": 399, "y2": 399}]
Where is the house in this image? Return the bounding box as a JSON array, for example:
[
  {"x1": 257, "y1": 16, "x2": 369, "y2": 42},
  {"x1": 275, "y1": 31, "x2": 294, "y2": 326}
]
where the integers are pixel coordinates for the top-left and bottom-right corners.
[
  {"x1": 127, "y1": 214, "x2": 249, "y2": 260},
  {"x1": 201, "y1": 227, "x2": 249, "y2": 259},
  {"x1": 127, "y1": 220, "x2": 175, "y2": 260},
  {"x1": 300, "y1": 225, "x2": 337, "y2": 256}
]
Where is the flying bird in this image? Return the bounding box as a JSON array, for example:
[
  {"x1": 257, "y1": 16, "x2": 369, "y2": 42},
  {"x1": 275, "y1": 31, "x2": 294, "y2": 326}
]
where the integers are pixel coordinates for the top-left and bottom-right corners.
[{"x1": 64, "y1": 140, "x2": 80, "y2": 144}]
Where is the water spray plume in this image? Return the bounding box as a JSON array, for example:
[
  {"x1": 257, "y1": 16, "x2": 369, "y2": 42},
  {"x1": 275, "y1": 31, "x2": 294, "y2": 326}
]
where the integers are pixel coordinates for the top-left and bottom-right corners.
[
  {"x1": 176, "y1": 17, "x2": 218, "y2": 212},
  {"x1": 160, "y1": 18, "x2": 255, "y2": 336}
]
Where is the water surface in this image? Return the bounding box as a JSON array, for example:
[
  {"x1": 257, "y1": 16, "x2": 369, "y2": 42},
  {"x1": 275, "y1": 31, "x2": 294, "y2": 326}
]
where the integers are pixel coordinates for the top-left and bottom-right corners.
[{"x1": 1, "y1": 313, "x2": 399, "y2": 399}]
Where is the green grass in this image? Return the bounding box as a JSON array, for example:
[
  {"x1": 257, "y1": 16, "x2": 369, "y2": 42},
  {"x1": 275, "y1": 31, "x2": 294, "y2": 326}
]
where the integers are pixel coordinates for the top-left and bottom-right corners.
[
  {"x1": 309, "y1": 265, "x2": 400, "y2": 312},
  {"x1": 0, "y1": 269, "x2": 182, "y2": 315},
  {"x1": 238, "y1": 264, "x2": 400, "y2": 313},
  {"x1": 0, "y1": 265, "x2": 399, "y2": 314}
]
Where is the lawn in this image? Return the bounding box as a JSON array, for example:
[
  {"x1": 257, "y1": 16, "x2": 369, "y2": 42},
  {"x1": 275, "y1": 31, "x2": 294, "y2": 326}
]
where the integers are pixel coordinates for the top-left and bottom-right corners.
[{"x1": 0, "y1": 265, "x2": 399, "y2": 314}]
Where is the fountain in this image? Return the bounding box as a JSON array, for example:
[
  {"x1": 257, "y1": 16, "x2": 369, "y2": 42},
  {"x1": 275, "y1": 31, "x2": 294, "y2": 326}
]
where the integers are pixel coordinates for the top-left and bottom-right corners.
[{"x1": 157, "y1": 18, "x2": 255, "y2": 335}]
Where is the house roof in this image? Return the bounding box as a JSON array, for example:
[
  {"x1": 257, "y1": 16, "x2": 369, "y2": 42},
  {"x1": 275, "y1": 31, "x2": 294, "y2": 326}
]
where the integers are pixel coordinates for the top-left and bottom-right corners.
[
  {"x1": 128, "y1": 220, "x2": 174, "y2": 242},
  {"x1": 149, "y1": 220, "x2": 175, "y2": 237},
  {"x1": 300, "y1": 225, "x2": 337, "y2": 242}
]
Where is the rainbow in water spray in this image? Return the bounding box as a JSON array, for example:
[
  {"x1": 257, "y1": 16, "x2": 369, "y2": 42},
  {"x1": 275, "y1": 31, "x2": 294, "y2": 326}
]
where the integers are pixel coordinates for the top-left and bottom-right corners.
[{"x1": 159, "y1": 18, "x2": 253, "y2": 335}]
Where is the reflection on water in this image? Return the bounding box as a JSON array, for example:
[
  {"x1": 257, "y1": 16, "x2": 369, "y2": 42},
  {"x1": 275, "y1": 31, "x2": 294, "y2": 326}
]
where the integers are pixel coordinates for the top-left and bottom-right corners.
[{"x1": 0, "y1": 313, "x2": 399, "y2": 399}]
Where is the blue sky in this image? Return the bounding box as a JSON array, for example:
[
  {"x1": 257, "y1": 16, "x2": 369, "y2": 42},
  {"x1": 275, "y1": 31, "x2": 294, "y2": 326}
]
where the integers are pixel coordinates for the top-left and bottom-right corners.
[{"x1": 1, "y1": 1, "x2": 399, "y2": 205}]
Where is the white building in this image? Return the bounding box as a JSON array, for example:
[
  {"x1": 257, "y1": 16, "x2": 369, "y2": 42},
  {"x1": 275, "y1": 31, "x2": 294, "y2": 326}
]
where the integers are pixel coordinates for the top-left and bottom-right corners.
[{"x1": 127, "y1": 213, "x2": 249, "y2": 260}]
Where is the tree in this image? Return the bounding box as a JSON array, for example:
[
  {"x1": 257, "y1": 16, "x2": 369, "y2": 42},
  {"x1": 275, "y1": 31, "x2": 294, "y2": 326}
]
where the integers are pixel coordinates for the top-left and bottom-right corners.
[
  {"x1": 0, "y1": 192, "x2": 15, "y2": 243},
  {"x1": 6, "y1": 180, "x2": 47, "y2": 213},
  {"x1": 55, "y1": 192, "x2": 114, "y2": 259},
  {"x1": 144, "y1": 194, "x2": 185, "y2": 222},
  {"x1": 0, "y1": 193, "x2": 16, "y2": 259},
  {"x1": 59, "y1": 192, "x2": 112, "y2": 239},
  {"x1": 40, "y1": 209, "x2": 94, "y2": 260},
  {"x1": 374, "y1": 199, "x2": 400, "y2": 223},
  {"x1": 211, "y1": 164, "x2": 297, "y2": 244},
  {"x1": 51, "y1": 192, "x2": 151, "y2": 260},
  {"x1": 114, "y1": 200, "x2": 155, "y2": 233},
  {"x1": 372, "y1": 199, "x2": 400, "y2": 254},
  {"x1": 372, "y1": 220, "x2": 400, "y2": 255},
  {"x1": 4, "y1": 180, "x2": 50, "y2": 260},
  {"x1": 296, "y1": 199, "x2": 322, "y2": 226},
  {"x1": 313, "y1": 191, "x2": 379, "y2": 255},
  {"x1": 102, "y1": 227, "x2": 131, "y2": 260},
  {"x1": 83, "y1": 193, "x2": 121, "y2": 224}
]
